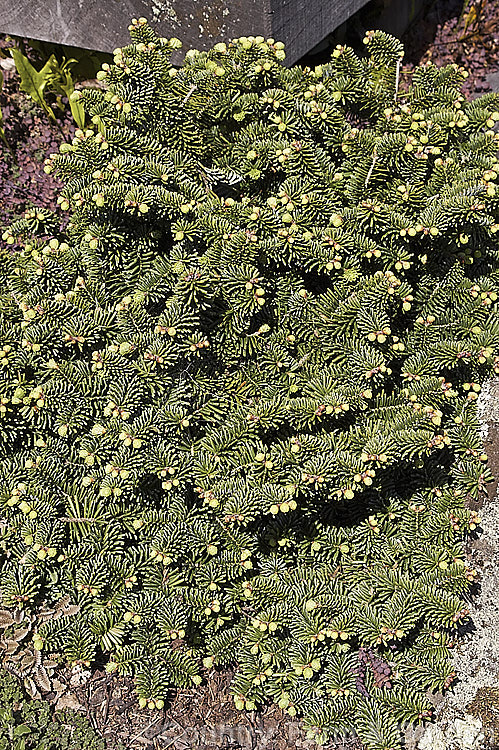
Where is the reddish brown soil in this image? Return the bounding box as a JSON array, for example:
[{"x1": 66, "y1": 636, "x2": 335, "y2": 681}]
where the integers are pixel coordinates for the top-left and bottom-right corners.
[{"x1": 401, "y1": 0, "x2": 499, "y2": 97}]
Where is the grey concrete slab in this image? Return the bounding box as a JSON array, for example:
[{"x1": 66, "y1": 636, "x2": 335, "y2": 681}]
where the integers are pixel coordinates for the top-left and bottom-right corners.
[{"x1": 0, "y1": 0, "x2": 369, "y2": 65}]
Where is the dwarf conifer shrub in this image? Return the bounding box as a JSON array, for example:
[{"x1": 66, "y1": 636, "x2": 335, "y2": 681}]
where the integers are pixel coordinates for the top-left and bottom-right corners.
[{"x1": 1, "y1": 21, "x2": 499, "y2": 749}]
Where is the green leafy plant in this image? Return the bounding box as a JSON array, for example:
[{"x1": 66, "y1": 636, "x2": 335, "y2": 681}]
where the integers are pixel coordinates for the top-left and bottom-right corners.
[
  {"x1": 1, "y1": 20, "x2": 498, "y2": 750},
  {"x1": 50, "y1": 58, "x2": 86, "y2": 130},
  {"x1": 458, "y1": 0, "x2": 494, "y2": 41},
  {"x1": 0, "y1": 668, "x2": 105, "y2": 750},
  {"x1": 26, "y1": 39, "x2": 111, "y2": 85},
  {"x1": 9, "y1": 49, "x2": 58, "y2": 122},
  {"x1": 8, "y1": 48, "x2": 85, "y2": 129}
]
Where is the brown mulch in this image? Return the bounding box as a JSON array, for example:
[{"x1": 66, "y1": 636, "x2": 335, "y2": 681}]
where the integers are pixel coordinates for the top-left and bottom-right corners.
[{"x1": 60, "y1": 667, "x2": 362, "y2": 750}]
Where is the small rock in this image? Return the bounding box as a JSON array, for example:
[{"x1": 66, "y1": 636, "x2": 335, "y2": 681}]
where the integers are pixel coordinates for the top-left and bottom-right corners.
[
  {"x1": 486, "y1": 71, "x2": 499, "y2": 94},
  {"x1": 55, "y1": 693, "x2": 86, "y2": 712},
  {"x1": 0, "y1": 57, "x2": 16, "y2": 71},
  {"x1": 453, "y1": 716, "x2": 484, "y2": 749},
  {"x1": 417, "y1": 723, "x2": 446, "y2": 750}
]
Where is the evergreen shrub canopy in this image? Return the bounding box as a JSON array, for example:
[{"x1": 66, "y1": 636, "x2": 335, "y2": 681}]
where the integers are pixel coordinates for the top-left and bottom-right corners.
[{"x1": 1, "y1": 20, "x2": 499, "y2": 749}]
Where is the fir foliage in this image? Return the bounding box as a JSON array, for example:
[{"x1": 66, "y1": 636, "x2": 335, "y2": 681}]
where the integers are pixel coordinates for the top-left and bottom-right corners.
[{"x1": 1, "y1": 20, "x2": 499, "y2": 749}]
